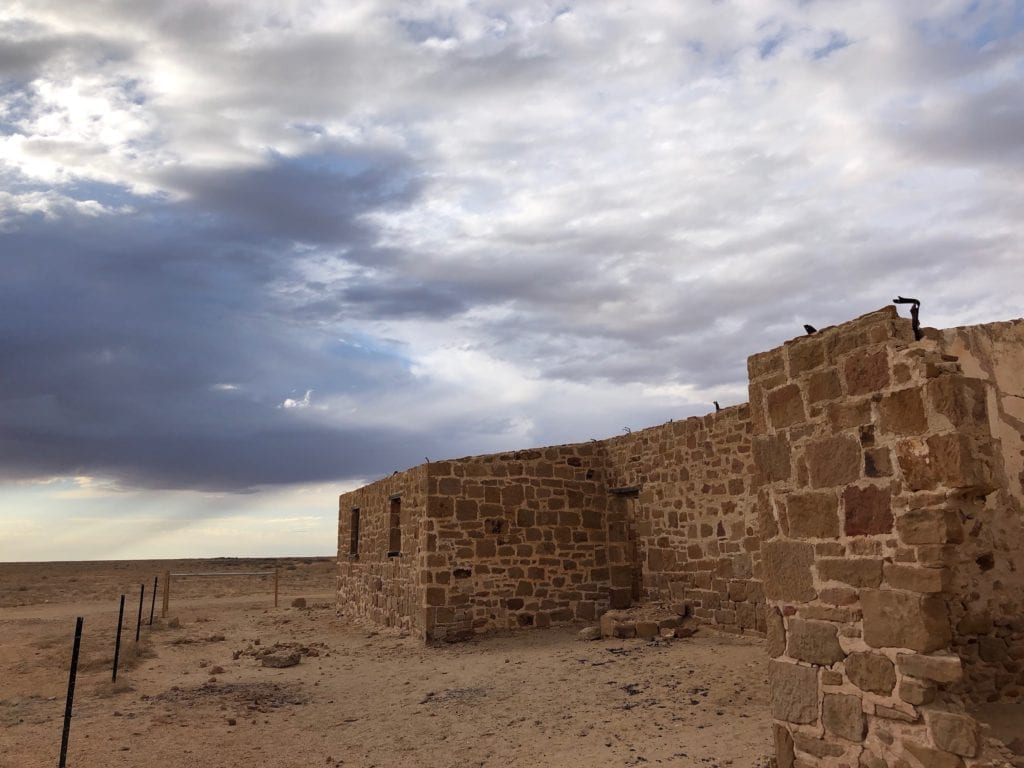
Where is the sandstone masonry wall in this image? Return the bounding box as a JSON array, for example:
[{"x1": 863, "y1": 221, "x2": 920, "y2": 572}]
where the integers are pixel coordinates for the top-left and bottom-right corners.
[
  {"x1": 940, "y1": 320, "x2": 1024, "y2": 707},
  {"x1": 602, "y1": 406, "x2": 763, "y2": 633},
  {"x1": 337, "y1": 467, "x2": 427, "y2": 633},
  {"x1": 751, "y1": 306, "x2": 1012, "y2": 767},
  {"x1": 420, "y1": 445, "x2": 611, "y2": 641}
]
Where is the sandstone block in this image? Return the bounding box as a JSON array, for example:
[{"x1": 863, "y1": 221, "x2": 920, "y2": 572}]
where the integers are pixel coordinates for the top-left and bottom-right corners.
[
  {"x1": 437, "y1": 476, "x2": 462, "y2": 495},
  {"x1": 896, "y1": 507, "x2": 963, "y2": 545},
  {"x1": 769, "y1": 660, "x2": 819, "y2": 724},
  {"x1": 956, "y1": 612, "x2": 992, "y2": 635},
  {"x1": 807, "y1": 369, "x2": 842, "y2": 404},
  {"x1": 786, "y1": 491, "x2": 840, "y2": 539},
  {"x1": 787, "y1": 619, "x2": 845, "y2": 666},
  {"x1": 845, "y1": 652, "x2": 896, "y2": 695},
  {"x1": 883, "y1": 564, "x2": 949, "y2": 593},
  {"x1": 896, "y1": 434, "x2": 995, "y2": 493},
  {"x1": 875, "y1": 704, "x2": 918, "y2": 723},
  {"x1": 818, "y1": 587, "x2": 858, "y2": 606},
  {"x1": 928, "y1": 711, "x2": 979, "y2": 758},
  {"x1": 600, "y1": 611, "x2": 626, "y2": 638},
  {"x1": 774, "y1": 723, "x2": 795, "y2": 768},
  {"x1": 754, "y1": 434, "x2": 792, "y2": 482},
  {"x1": 878, "y1": 388, "x2": 928, "y2": 436},
  {"x1": 635, "y1": 621, "x2": 659, "y2": 639},
  {"x1": 926, "y1": 376, "x2": 987, "y2": 429},
  {"x1": 613, "y1": 622, "x2": 637, "y2": 639},
  {"x1": 898, "y1": 677, "x2": 935, "y2": 705},
  {"x1": 475, "y1": 539, "x2": 497, "y2": 558},
  {"x1": 763, "y1": 541, "x2": 817, "y2": 602},
  {"x1": 828, "y1": 399, "x2": 871, "y2": 430},
  {"x1": 766, "y1": 607, "x2": 786, "y2": 658},
  {"x1": 767, "y1": 384, "x2": 807, "y2": 429},
  {"x1": 821, "y1": 669, "x2": 843, "y2": 685},
  {"x1": 789, "y1": 337, "x2": 825, "y2": 375},
  {"x1": 903, "y1": 742, "x2": 965, "y2": 768},
  {"x1": 862, "y1": 590, "x2": 950, "y2": 652},
  {"x1": 895, "y1": 653, "x2": 962, "y2": 684},
  {"x1": 500, "y1": 485, "x2": 524, "y2": 505},
  {"x1": 822, "y1": 693, "x2": 865, "y2": 742},
  {"x1": 979, "y1": 636, "x2": 1008, "y2": 662},
  {"x1": 817, "y1": 558, "x2": 883, "y2": 588},
  {"x1": 749, "y1": 348, "x2": 785, "y2": 380},
  {"x1": 793, "y1": 734, "x2": 845, "y2": 757},
  {"x1": 843, "y1": 347, "x2": 890, "y2": 396},
  {"x1": 859, "y1": 748, "x2": 887, "y2": 768},
  {"x1": 843, "y1": 484, "x2": 893, "y2": 536},
  {"x1": 756, "y1": 488, "x2": 780, "y2": 539},
  {"x1": 806, "y1": 435, "x2": 862, "y2": 488},
  {"x1": 608, "y1": 587, "x2": 632, "y2": 609},
  {"x1": 864, "y1": 447, "x2": 892, "y2": 478}
]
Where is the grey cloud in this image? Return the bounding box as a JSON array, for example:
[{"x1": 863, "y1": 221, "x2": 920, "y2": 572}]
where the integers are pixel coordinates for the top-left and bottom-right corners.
[
  {"x1": 158, "y1": 147, "x2": 422, "y2": 247},
  {"x1": 2, "y1": 0, "x2": 1024, "y2": 500},
  {"x1": 883, "y1": 79, "x2": 1024, "y2": 167},
  {"x1": 0, "y1": 144, "x2": 432, "y2": 491}
]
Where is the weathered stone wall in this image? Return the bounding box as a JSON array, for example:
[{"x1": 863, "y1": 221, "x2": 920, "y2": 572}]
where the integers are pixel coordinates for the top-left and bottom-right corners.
[
  {"x1": 602, "y1": 405, "x2": 763, "y2": 633},
  {"x1": 337, "y1": 467, "x2": 427, "y2": 633},
  {"x1": 752, "y1": 306, "x2": 1012, "y2": 767},
  {"x1": 420, "y1": 445, "x2": 611, "y2": 641},
  {"x1": 335, "y1": 304, "x2": 1024, "y2": 765},
  {"x1": 940, "y1": 320, "x2": 1024, "y2": 706}
]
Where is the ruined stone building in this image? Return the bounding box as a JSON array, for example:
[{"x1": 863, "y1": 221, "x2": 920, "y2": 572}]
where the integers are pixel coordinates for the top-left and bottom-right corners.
[{"x1": 337, "y1": 306, "x2": 1024, "y2": 767}]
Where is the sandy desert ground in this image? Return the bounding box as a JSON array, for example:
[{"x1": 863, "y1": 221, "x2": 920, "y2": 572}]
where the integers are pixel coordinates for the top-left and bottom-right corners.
[{"x1": 0, "y1": 558, "x2": 772, "y2": 767}]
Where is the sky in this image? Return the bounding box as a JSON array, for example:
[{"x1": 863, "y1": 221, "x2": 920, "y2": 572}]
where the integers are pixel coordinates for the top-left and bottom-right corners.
[{"x1": 1, "y1": 1, "x2": 1023, "y2": 561}]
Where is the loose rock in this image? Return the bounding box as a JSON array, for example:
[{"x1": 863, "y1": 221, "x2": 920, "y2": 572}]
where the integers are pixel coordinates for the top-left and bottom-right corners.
[{"x1": 261, "y1": 651, "x2": 301, "y2": 668}]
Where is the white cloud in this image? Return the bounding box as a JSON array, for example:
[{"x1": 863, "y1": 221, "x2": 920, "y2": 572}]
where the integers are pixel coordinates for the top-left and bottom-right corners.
[{"x1": 280, "y1": 389, "x2": 313, "y2": 409}]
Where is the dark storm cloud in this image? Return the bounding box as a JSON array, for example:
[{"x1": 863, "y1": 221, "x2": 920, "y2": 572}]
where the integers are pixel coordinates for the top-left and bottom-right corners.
[
  {"x1": 158, "y1": 148, "x2": 422, "y2": 247},
  {"x1": 0, "y1": 148, "x2": 439, "y2": 491}
]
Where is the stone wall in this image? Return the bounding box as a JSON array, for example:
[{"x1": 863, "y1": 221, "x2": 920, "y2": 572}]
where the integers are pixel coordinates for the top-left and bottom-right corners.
[
  {"x1": 602, "y1": 405, "x2": 763, "y2": 633},
  {"x1": 337, "y1": 466, "x2": 427, "y2": 633},
  {"x1": 339, "y1": 410, "x2": 764, "y2": 640},
  {"x1": 420, "y1": 445, "x2": 611, "y2": 641},
  {"x1": 940, "y1": 320, "x2": 1024, "y2": 707},
  {"x1": 335, "y1": 304, "x2": 1024, "y2": 766},
  {"x1": 751, "y1": 306, "x2": 1015, "y2": 767}
]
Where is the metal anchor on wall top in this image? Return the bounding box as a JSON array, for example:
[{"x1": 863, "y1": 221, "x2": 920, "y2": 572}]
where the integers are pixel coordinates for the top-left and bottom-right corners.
[{"x1": 893, "y1": 296, "x2": 923, "y2": 341}]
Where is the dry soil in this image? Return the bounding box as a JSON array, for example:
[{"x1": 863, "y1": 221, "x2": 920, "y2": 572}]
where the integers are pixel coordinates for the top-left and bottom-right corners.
[{"x1": 0, "y1": 558, "x2": 772, "y2": 767}]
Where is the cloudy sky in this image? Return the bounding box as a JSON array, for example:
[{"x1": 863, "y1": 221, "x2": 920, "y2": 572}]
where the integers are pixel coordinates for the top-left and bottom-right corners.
[{"x1": 2, "y1": 1, "x2": 1022, "y2": 561}]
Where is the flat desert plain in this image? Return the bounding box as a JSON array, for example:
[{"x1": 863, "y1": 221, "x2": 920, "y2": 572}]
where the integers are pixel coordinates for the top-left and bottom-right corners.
[{"x1": 1, "y1": 558, "x2": 772, "y2": 767}]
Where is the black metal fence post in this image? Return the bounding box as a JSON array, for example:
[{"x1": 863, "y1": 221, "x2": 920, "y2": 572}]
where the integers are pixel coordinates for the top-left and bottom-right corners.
[
  {"x1": 112, "y1": 594, "x2": 125, "y2": 682},
  {"x1": 149, "y1": 575, "x2": 158, "y2": 625},
  {"x1": 59, "y1": 616, "x2": 83, "y2": 768},
  {"x1": 135, "y1": 583, "x2": 145, "y2": 643}
]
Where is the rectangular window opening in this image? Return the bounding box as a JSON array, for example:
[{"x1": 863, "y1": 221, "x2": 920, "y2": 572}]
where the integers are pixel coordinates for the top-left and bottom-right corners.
[
  {"x1": 387, "y1": 497, "x2": 401, "y2": 557},
  {"x1": 349, "y1": 507, "x2": 360, "y2": 557}
]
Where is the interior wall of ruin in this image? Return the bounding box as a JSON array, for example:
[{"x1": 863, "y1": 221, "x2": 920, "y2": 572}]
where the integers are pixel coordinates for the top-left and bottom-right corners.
[
  {"x1": 337, "y1": 467, "x2": 427, "y2": 633},
  {"x1": 602, "y1": 406, "x2": 763, "y2": 633},
  {"x1": 940, "y1": 320, "x2": 1024, "y2": 706},
  {"x1": 419, "y1": 446, "x2": 612, "y2": 641}
]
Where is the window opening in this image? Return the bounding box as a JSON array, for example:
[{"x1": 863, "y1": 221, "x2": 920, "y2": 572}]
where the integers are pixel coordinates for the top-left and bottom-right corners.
[
  {"x1": 387, "y1": 497, "x2": 401, "y2": 556},
  {"x1": 349, "y1": 508, "x2": 360, "y2": 557}
]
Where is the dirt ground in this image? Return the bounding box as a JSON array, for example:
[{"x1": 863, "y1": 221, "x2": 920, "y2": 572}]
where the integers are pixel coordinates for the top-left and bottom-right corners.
[{"x1": 0, "y1": 558, "x2": 773, "y2": 767}]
